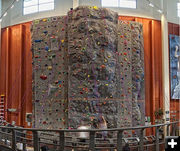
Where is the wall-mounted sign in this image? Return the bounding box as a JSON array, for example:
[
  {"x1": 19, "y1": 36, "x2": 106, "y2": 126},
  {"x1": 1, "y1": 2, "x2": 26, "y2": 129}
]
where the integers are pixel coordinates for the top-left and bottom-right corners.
[{"x1": 26, "y1": 113, "x2": 32, "y2": 123}]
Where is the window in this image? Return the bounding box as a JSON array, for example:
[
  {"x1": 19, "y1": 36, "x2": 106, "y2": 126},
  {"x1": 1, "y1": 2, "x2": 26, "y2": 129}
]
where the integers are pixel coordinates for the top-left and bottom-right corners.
[
  {"x1": 102, "y1": 0, "x2": 136, "y2": 9},
  {"x1": 23, "y1": 0, "x2": 54, "y2": 15},
  {"x1": 178, "y1": 3, "x2": 180, "y2": 17}
]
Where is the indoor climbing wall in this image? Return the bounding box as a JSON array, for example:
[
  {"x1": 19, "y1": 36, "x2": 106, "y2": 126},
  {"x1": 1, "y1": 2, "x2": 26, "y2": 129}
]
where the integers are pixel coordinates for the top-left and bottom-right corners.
[
  {"x1": 31, "y1": 6, "x2": 145, "y2": 131},
  {"x1": 117, "y1": 20, "x2": 133, "y2": 129},
  {"x1": 31, "y1": 16, "x2": 68, "y2": 129},
  {"x1": 67, "y1": 6, "x2": 119, "y2": 128},
  {"x1": 117, "y1": 21, "x2": 145, "y2": 132},
  {"x1": 130, "y1": 21, "x2": 145, "y2": 127}
]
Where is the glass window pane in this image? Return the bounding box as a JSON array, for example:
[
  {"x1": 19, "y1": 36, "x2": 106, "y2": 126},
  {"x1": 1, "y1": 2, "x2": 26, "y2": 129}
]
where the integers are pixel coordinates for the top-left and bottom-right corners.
[
  {"x1": 24, "y1": 5, "x2": 38, "y2": 15},
  {"x1": 178, "y1": 3, "x2": 180, "y2": 9},
  {"x1": 24, "y1": 0, "x2": 38, "y2": 7},
  {"x1": 39, "y1": 0, "x2": 54, "y2": 4},
  {"x1": 39, "y1": 2, "x2": 54, "y2": 12},
  {"x1": 102, "y1": 0, "x2": 118, "y2": 7},
  {"x1": 120, "y1": 0, "x2": 137, "y2": 9},
  {"x1": 178, "y1": 10, "x2": 180, "y2": 17},
  {"x1": 178, "y1": 3, "x2": 180, "y2": 17}
]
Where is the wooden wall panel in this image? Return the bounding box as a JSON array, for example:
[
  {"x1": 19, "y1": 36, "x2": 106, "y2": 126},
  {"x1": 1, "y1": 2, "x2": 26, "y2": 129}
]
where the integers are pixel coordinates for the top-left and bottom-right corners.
[
  {"x1": 0, "y1": 23, "x2": 32, "y2": 127},
  {"x1": 168, "y1": 22, "x2": 180, "y2": 122},
  {"x1": 22, "y1": 23, "x2": 32, "y2": 127},
  {"x1": 8, "y1": 25, "x2": 23, "y2": 125},
  {"x1": 0, "y1": 28, "x2": 9, "y2": 120}
]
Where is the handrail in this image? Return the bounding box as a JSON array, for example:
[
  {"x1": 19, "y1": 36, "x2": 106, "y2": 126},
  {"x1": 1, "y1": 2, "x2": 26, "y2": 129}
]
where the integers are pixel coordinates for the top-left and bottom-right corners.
[
  {"x1": 0, "y1": 121, "x2": 179, "y2": 151},
  {"x1": 0, "y1": 121, "x2": 179, "y2": 132}
]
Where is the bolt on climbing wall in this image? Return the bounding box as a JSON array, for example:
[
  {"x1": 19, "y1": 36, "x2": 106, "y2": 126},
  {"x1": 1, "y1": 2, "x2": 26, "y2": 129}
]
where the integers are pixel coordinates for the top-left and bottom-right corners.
[
  {"x1": 67, "y1": 6, "x2": 119, "y2": 128},
  {"x1": 31, "y1": 16, "x2": 68, "y2": 129}
]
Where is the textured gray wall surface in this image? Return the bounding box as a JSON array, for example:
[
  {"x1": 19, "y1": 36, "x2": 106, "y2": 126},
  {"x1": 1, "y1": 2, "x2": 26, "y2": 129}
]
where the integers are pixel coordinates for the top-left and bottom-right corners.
[
  {"x1": 67, "y1": 6, "x2": 119, "y2": 129},
  {"x1": 31, "y1": 16, "x2": 68, "y2": 129},
  {"x1": 31, "y1": 6, "x2": 145, "y2": 134},
  {"x1": 117, "y1": 20, "x2": 145, "y2": 136}
]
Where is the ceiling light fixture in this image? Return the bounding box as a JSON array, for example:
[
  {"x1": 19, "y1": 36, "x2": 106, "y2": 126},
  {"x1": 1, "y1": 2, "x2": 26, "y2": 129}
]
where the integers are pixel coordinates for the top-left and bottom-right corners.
[
  {"x1": 149, "y1": 3, "x2": 154, "y2": 7},
  {"x1": 3, "y1": 12, "x2": 7, "y2": 17},
  {"x1": 11, "y1": 5, "x2": 14, "y2": 9},
  {"x1": 157, "y1": 9, "x2": 163, "y2": 13}
]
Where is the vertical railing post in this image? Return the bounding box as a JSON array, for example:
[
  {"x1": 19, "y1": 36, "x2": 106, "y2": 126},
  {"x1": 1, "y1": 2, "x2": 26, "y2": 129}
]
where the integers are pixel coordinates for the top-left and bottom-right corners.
[
  {"x1": 172, "y1": 123, "x2": 176, "y2": 136},
  {"x1": 12, "y1": 129, "x2": 16, "y2": 150},
  {"x1": 23, "y1": 132, "x2": 26, "y2": 151},
  {"x1": 167, "y1": 124, "x2": 170, "y2": 136},
  {"x1": 0, "y1": 131, "x2": 2, "y2": 143},
  {"x1": 89, "y1": 131, "x2": 95, "y2": 151},
  {"x1": 33, "y1": 131, "x2": 39, "y2": 151},
  {"x1": 4, "y1": 128, "x2": 8, "y2": 145},
  {"x1": 117, "y1": 130, "x2": 123, "y2": 151},
  {"x1": 155, "y1": 126, "x2": 160, "y2": 151},
  {"x1": 139, "y1": 128, "x2": 144, "y2": 151},
  {"x1": 23, "y1": 140, "x2": 26, "y2": 151},
  {"x1": 59, "y1": 131, "x2": 65, "y2": 151}
]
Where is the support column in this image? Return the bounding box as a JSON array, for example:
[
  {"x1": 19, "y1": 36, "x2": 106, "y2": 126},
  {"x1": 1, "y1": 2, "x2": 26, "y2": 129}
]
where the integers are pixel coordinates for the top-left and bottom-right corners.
[
  {"x1": 73, "y1": 0, "x2": 79, "y2": 9},
  {"x1": 161, "y1": 0, "x2": 170, "y2": 137}
]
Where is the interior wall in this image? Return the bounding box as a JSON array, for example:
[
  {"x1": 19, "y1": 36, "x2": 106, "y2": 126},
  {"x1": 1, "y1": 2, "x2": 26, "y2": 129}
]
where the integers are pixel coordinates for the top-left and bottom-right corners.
[
  {"x1": 1, "y1": 0, "x2": 73, "y2": 28},
  {"x1": 79, "y1": 0, "x2": 162, "y2": 20},
  {"x1": 0, "y1": 23, "x2": 32, "y2": 127},
  {"x1": 167, "y1": 0, "x2": 180, "y2": 25},
  {"x1": 1, "y1": 0, "x2": 179, "y2": 28},
  {"x1": 0, "y1": 17, "x2": 163, "y2": 135}
]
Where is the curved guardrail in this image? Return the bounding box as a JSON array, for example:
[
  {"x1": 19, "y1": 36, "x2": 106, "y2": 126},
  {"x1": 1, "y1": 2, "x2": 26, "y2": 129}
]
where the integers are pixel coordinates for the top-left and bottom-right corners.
[{"x1": 0, "y1": 121, "x2": 179, "y2": 151}]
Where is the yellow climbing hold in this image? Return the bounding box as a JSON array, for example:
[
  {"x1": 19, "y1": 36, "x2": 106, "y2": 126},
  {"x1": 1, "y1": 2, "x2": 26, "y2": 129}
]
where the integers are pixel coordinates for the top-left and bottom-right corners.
[
  {"x1": 48, "y1": 66, "x2": 52, "y2": 70},
  {"x1": 43, "y1": 19, "x2": 47, "y2": 22},
  {"x1": 93, "y1": 6, "x2": 98, "y2": 10}
]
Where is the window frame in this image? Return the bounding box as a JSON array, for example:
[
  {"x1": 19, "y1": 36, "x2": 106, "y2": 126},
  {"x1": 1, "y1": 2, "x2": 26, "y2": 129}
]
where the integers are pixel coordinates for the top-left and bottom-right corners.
[
  {"x1": 101, "y1": 0, "x2": 137, "y2": 9},
  {"x1": 23, "y1": 0, "x2": 55, "y2": 15}
]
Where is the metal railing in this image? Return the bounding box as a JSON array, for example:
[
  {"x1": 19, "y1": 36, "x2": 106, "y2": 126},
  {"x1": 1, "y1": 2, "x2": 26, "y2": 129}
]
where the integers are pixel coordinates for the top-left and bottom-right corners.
[{"x1": 0, "y1": 121, "x2": 179, "y2": 151}]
